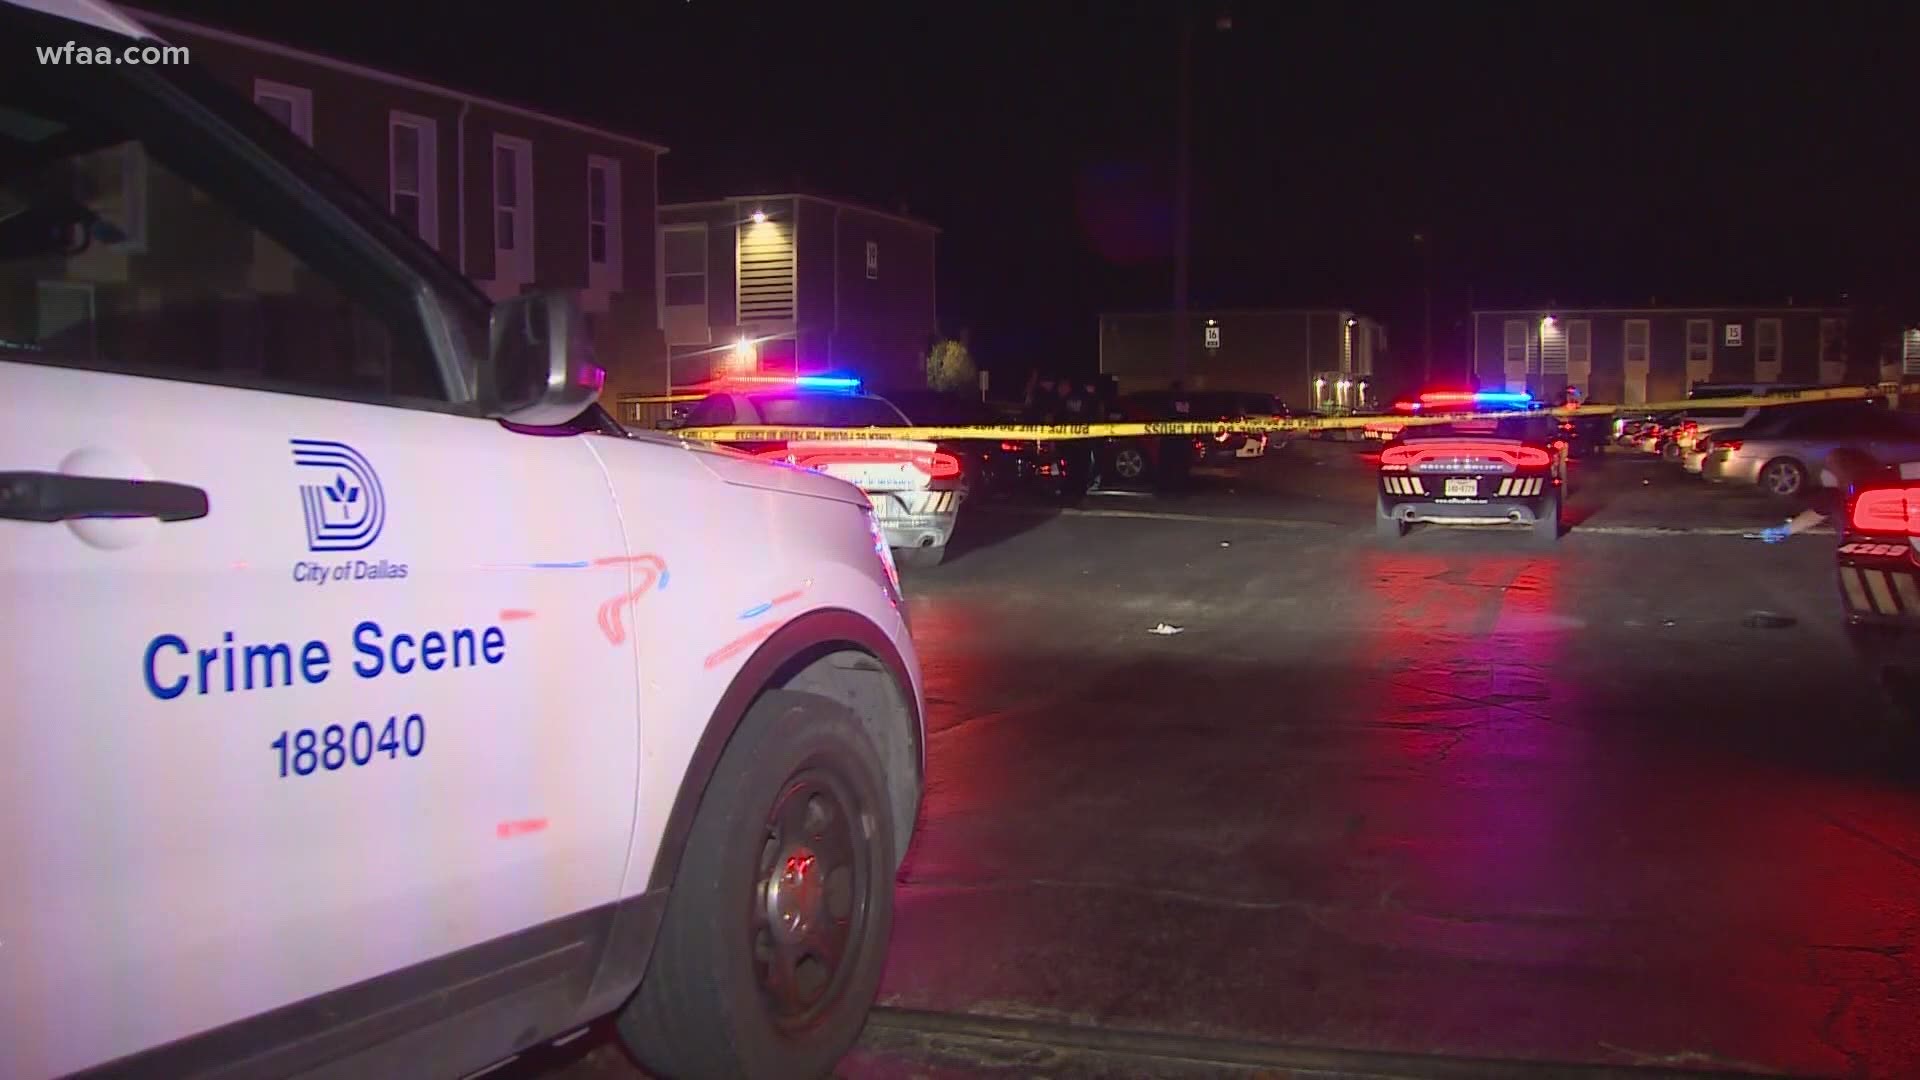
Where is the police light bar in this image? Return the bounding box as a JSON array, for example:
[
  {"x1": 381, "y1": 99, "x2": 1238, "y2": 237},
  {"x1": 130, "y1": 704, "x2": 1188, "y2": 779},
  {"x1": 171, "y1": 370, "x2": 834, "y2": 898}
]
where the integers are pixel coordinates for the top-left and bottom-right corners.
[
  {"x1": 1475, "y1": 391, "x2": 1534, "y2": 406},
  {"x1": 1415, "y1": 390, "x2": 1535, "y2": 408},
  {"x1": 795, "y1": 374, "x2": 861, "y2": 391}
]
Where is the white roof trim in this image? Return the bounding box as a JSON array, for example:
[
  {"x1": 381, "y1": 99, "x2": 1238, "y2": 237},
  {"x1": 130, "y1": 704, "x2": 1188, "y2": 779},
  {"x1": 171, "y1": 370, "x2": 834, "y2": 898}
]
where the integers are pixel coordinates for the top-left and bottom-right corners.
[
  {"x1": 13, "y1": 0, "x2": 155, "y2": 40},
  {"x1": 122, "y1": 7, "x2": 668, "y2": 155}
]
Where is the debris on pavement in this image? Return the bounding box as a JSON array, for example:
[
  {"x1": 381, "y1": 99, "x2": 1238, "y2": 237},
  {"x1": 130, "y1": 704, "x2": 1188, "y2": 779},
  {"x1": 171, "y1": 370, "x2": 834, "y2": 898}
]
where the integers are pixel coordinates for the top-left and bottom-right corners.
[
  {"x1": 1743, "y1": 610, "x2": 1798, "y2": 630},
  {"x1": 1147, "y1": 623, "x2": 1184, "y2": 635}
]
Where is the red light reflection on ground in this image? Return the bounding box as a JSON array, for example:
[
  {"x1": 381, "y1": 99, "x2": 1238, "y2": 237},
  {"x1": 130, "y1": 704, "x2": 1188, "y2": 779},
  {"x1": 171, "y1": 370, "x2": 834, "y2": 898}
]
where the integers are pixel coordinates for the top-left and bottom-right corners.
[{"x1": 1353, "y1": 549, "x2": 1583, "y2": 922}]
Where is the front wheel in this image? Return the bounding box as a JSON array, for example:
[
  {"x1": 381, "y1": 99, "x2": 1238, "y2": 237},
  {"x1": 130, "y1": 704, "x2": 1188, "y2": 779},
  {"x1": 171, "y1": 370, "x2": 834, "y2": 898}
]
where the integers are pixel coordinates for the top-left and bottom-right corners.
[{"x1": 618, "y1": 690, "x2": 896, "y2": 1080}]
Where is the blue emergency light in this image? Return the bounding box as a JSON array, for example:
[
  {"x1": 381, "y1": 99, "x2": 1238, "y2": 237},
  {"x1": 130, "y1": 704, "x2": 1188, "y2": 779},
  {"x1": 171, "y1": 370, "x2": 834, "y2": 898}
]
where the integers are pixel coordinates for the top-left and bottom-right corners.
[
  {"x1": 1474, "y1": 391, "x2": 1533, "y2": 406},
  {"x1": 795, "y1": 374, "x2": 862, "y2": 391}
]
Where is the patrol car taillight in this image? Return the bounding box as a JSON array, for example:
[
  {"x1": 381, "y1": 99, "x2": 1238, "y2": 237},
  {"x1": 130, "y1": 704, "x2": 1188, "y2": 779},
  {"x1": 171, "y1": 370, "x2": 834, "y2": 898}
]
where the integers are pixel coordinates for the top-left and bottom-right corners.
[
  {"x1": 1379, "y1": 441, "x2": 1552, "y2": 468},
  {"x1": 918, "y1": 451, "x2": 962, "y2": 479},
  {"x1": 1850, "y1": 486, "x2": 1920, "y2": 535}
]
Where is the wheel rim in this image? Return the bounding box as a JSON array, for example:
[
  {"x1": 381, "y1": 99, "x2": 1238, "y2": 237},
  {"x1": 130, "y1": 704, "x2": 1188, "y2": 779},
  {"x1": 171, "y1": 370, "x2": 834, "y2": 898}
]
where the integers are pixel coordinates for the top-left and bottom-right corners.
[
  {"x1": 1115, "y1": 448, "x2": 1145, "y2": 478},
  {"x1": 1763, "y1": 462, "x2": 1801, "y2": 495},
  {"x1": 751, "y1": 767, "x2": 869, "y2": 1031}
]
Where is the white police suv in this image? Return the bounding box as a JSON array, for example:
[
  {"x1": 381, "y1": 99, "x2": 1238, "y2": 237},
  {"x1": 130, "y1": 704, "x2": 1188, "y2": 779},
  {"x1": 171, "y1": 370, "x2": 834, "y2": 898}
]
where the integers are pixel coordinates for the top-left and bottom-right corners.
[{"x1": 1, "y1": 4, "x2": 924, "y2": 1078}]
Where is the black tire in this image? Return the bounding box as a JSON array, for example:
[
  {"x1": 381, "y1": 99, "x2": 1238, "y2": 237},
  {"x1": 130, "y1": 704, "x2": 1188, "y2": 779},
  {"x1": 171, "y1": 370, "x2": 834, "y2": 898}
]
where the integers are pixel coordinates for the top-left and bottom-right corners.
[
  {"x1": 1375, "y1": 496, "x2": 1407, "y2": 540},
  {"x1": 895, "y1": 543, "x2": 946, "y2": 569},
  {"x1": 1757, "y1": 457, "x2": 1808, "y2": 499},
  {"x1": 617, "y1": 690, "x2": 896, "y2": 1080},
  {"x1": 1107, "y1": 442, "x2": 1152, "y2": 487},
  {"x1": 1530, "y1": 491, "x2": 1562, "y2": 547},
  {"x1": 1661, "y1": 440, "x2": 1682, "y2": 462}
]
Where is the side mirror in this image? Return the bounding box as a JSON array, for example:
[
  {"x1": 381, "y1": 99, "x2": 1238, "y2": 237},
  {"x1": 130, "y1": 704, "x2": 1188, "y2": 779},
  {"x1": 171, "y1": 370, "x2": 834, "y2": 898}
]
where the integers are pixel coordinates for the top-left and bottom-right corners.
[
  {"x1": 483, "y1": 290, "x2": 605, "y2": 425},
  {"x1": 654, "y1": 417, "x2": 684, "y2": 431}
]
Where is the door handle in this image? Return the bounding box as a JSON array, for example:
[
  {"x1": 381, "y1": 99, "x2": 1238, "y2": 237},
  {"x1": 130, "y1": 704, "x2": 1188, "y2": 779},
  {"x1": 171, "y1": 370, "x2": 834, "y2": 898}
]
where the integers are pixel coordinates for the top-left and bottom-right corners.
[{"x1": 0, "y1": 471, "x2": 209, "y2": 523}]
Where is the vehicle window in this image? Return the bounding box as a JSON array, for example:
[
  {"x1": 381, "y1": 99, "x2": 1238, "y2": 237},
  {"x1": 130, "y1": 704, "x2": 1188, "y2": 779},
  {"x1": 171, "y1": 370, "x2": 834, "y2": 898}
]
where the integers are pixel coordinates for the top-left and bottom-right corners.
[
  {"x1": 682, "y1": 395, "x2": 735, "y2": 427},
  {"x1": 751, "y1": 395, "x2": 834, "y2": 426},
  {"x1": 1416, "y1": 415, "x2": 1555, "y2": 441},
  {"x1": 1787, "y1": 410, "x2": 1880, "y2": 438},
  {"x1": 830, "y1": 395, "x2": 912, "y2": 427},
  {"x1": 3, "y1": 58, "x2": 443, "y2": 401},
  {"x1": 1686, "y1": 407, "x2": 1751, "y2": 419}
]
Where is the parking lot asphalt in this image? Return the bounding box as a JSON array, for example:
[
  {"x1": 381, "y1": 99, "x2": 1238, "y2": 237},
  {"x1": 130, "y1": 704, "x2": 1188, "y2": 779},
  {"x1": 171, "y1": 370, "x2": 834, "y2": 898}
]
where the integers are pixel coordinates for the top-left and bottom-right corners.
[{"x1": 519, "y1": 442, "x2": 1920, "y2": 1079}]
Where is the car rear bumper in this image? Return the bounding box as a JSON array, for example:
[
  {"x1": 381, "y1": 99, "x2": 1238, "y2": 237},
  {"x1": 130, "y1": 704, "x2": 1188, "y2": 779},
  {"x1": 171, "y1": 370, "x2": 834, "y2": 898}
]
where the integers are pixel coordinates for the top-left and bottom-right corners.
[
  {"x1": 870, "y1": 489, "x2": 960, "y2": 550},
  {"x1": 1701, "y1": 454, "x2": 1761, "y2": 485},
  {"x1": 1379, "y1": 479, "x2": 1557, "y2": 526}
]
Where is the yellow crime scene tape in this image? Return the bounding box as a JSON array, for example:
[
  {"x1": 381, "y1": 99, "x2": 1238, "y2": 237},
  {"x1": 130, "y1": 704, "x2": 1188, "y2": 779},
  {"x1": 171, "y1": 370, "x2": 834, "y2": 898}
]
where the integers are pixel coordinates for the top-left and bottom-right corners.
[{"x1": 644, "y1": 381, "x2": 1920, "y2": 444}]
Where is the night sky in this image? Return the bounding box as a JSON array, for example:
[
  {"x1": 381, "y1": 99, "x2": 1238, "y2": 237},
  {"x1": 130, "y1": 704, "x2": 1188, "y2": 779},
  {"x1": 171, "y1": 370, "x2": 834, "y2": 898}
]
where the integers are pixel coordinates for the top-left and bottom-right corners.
[{"x1": 139, "y1": 0, "x2": 1920, "y2": 381}]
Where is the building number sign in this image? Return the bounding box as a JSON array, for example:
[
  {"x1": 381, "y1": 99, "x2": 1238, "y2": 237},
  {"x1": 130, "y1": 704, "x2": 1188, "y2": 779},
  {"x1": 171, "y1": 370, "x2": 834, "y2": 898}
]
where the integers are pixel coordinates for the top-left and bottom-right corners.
[
  {"x1": 1204, "y1": 325, "x2": 1220, "y2": 350},
  {"x1": 1724, "y1": 323, "x2": 1743, "y2": 347}
]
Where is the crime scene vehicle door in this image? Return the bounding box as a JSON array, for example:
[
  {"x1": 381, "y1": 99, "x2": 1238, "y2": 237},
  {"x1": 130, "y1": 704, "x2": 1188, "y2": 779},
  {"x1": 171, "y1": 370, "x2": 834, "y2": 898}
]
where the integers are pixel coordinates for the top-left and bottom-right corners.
[{"x1": 0, "y1": 83, "x2": 637, "y2": 1079}]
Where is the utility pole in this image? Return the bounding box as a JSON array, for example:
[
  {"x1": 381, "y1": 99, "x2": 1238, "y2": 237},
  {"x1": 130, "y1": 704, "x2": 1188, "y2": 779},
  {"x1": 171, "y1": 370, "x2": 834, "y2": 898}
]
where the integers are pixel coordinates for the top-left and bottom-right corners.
[
  {"x1": 1414, "y1": 230, "x2": 1432, "y2": 385},
  {"x1": 1172, "y1": 13, "x2": 1193, "y2": 387}
]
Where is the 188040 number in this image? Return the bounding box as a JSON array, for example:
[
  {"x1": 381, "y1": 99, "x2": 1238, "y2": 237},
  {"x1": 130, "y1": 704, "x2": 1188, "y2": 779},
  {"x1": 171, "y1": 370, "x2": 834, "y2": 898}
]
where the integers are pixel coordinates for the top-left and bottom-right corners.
[{"x1": 271, "y1": 714, "x2": 424, "y2": 778}]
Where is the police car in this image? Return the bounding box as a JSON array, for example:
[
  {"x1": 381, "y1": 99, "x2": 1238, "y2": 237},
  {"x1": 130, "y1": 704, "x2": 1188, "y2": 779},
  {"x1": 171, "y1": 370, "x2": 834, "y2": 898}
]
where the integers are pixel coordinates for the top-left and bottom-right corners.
[
  {"x1": 1376, "y1": 411, "x2": 1570, "y2": 545},
  {"x1": 672, "y1": 376, "x2": 962, "y2": 567},
  {"x1": 2, "y1": 4, "x2": 923, "y2": 1078},
  {"x1": 1836, "y1": 462, "x2": 1920, "y2": 723}
]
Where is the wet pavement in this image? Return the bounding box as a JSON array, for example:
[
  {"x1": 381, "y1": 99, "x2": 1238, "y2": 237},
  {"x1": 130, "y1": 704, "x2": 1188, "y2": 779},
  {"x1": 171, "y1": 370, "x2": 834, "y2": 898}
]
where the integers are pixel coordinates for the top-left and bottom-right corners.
[{"x1": 524, "y1": 443, "x2": 1920, "y2": 1079}]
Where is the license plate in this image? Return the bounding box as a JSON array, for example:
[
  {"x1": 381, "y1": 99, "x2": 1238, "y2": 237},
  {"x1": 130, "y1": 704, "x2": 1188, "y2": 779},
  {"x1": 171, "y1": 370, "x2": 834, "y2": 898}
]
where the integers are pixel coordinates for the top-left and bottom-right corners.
[{"x1": 1444, "y1": 477, "x2": 1478, "y2": 497}]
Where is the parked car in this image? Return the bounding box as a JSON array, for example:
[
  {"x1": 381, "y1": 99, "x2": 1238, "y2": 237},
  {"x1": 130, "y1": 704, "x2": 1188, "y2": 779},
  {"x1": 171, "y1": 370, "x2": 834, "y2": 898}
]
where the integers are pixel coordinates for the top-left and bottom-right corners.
[
  {"x1": 671, "y1": 380, "x2": 963, "y2": 566},
  {"x1": 1, "y1": 5, "x2": 924, "y2": 1078},
  {"x1": 1375, "y1": 413, "x2": 1571, "y2": 546},
  {"x1": 1835, "y1": 460, "x2": 1920, "y2": 724},
  {"x1": 1688, "y1": 400, "x2": 1888, "y2": 477},
  {"x1": 1632, "y1": 411, "x2": 1686, "y2": 454},
  {"x1": 1702, "y1": 404, "x2": 1920, "y2": 498},
  {"x1": 882, "y1": 389, "x2": 1055, "y2": 502},
  {"x1": 1096, "y1": 390, "x2": 1272, "y2": 488}
]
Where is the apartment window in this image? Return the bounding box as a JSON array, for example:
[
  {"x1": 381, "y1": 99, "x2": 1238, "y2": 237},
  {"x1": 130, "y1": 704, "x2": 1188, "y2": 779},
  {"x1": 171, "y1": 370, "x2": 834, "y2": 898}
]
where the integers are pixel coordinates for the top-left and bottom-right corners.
[
  {"x1": 1903, "y1": 329, "x2": 1920, "y2": 376},
  {"x1": 491, "y1": 135, "x2": 533, "y2": 284},
  {"x1": 586, "y1": 155, "x2": 622, "y2": 289},
  {"x1": 865, "y1": 240, "x2": 879, "y2": 280},
  {"x1": 253, "y1": 79, "x2": 312, "y2": 145},
  {"x1": 388, "y1": 112, "x2": 437, "y2": 248},
  {"x1": 661, "y1": 224, "x2": 709, "y2": 345},
  {"x1": 1624, "y1": 320, "x2": 1650, "y2": 364},
  {"x1": 67, "y1": 142, "x2": 146, "y2": 252},
  {"x1": 1820, "y1": 317, "x2": 1848, "y2": 382},
  {"x1": 1502, "y1": 319, "x2": 1527, "y2": 369},
  {"x1": 1754, "y1": 318, "x2": 1782, "y2": 382},
  {"x1": 1566, "y1": 319, "x2": 1592, "y2": 383},
  {"x1": 1684, "y1": 318, "x2": 1713, "y2": 386}
]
